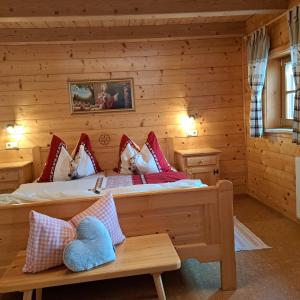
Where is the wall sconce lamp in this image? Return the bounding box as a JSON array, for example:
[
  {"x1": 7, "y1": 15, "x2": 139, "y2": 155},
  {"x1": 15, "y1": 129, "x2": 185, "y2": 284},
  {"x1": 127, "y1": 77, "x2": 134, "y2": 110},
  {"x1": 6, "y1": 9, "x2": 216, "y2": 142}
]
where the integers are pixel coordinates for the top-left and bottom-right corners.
[
  {"x1": 6, "y1": 124, "x2": 24, "y2": 149},
  {"x1": 180, "y1": 114, "x2": 198, "y2": 137}
]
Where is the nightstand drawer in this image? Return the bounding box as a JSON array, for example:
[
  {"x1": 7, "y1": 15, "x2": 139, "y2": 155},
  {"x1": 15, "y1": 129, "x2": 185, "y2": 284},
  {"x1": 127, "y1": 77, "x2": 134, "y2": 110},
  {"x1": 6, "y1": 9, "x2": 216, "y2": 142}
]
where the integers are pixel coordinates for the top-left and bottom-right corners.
[
  {"x1": 0, "y1": 161, "x2": 33, "y2": 194},
  {"x1": 0, "y1": 170, "x2": 19, "y2": 182},
  {"x1": 186, "y1": 155, "x2": 217, "y2": 167},
  {"x1": 175, "y1": 148, "x2": 221, "y2": 186},
  {"x1": 0, "y1": 181, "x2": 19, "y2": 193}
]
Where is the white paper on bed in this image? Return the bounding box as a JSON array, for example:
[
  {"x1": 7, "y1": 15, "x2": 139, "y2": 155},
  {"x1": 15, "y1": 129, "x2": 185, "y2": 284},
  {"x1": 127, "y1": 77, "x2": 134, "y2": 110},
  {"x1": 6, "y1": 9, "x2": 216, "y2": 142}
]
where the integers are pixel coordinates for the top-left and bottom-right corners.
[{"x1": 0, "y1": 173, "x2": 207, "y2": 205}]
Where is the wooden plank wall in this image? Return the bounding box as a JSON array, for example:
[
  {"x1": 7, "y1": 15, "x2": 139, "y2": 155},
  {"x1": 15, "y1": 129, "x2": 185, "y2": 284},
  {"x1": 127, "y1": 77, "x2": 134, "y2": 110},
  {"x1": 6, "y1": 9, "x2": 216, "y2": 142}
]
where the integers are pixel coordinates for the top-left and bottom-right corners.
[
  {"x1": 244, "y1": 12, "x2": 299, "y2": 219},
  {"x1": 0, "y1": 37, "x2": 246, "y2": 193}
]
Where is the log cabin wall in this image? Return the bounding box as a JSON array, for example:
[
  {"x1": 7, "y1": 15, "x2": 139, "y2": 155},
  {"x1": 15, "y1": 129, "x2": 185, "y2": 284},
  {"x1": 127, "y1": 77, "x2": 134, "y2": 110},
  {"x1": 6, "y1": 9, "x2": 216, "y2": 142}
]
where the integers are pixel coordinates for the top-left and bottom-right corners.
[
  {"x1": 0, "y1": 37, "x2": 246, "y2": 194},
  {"x1": 244, "y1": 7, "x2": 299, "y2": 219}
]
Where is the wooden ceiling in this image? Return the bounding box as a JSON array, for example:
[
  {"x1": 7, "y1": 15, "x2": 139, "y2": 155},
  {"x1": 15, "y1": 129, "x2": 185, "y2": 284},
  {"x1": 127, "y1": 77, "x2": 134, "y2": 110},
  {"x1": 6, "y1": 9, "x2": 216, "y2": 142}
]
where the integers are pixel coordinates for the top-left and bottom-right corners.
[
  {"x1": 0, "y1": 0, "x2": 288, "y2": 18},
  {"x1": 0, "y1": 0, "x2": 290, "y2": 44}
]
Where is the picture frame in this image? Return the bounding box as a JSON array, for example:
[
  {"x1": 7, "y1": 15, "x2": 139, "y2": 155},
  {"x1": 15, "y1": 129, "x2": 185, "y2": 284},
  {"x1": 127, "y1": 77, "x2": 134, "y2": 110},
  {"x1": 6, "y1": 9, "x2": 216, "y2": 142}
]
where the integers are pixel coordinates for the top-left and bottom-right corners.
[{"x1": 68, "y1": 79, "x2": 135, "y2": 114}]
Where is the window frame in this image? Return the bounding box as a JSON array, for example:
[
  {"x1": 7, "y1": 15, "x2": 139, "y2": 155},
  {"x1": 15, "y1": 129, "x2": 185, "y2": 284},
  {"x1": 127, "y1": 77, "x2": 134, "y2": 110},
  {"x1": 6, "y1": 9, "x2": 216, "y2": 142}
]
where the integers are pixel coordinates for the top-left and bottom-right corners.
[
  {"x1": 263, "y1": 52, "x2": 295, "y2": 132},
  {"x1": 281, "y1": 56, "x2": 295, "y2": 128}
]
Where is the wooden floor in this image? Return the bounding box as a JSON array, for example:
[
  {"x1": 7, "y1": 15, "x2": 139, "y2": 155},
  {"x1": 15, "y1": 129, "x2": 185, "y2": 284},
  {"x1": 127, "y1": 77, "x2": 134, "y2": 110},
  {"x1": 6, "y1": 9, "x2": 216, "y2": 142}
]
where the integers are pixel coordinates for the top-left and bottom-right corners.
[{"x1": 1, "y1": 194, "x2": 300, "y2": 300}]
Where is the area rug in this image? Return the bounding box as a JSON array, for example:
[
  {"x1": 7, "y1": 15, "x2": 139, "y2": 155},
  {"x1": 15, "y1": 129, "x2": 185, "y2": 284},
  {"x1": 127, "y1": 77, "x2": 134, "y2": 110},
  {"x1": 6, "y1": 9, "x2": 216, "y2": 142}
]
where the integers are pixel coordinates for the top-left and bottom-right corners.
[{"x1": 234, "y1": 217, "x2": 271, "y2": 252}]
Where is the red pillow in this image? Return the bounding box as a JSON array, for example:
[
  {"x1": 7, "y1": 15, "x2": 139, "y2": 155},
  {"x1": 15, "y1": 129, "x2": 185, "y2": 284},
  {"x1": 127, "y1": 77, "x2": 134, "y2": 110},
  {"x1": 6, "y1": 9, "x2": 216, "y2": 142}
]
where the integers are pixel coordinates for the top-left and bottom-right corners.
[
  {"x1": 116, "y1": 134, "x2": 140, "y2": 174},
  {"x1": 143, "y1": 131, "x2": 171, "y2": 172},
  {"x1": 116, "y1": 132, "x2": 171, "y2": 174},
  {"x1": 71, "y1": 133, "x2": 102, "y2": 178},
  {"x1": 136, "y1": 131, "x2": 171, "y2": 173},
  {"x1": 38, "y1": 135, "x2": 72, "y2": 182}
]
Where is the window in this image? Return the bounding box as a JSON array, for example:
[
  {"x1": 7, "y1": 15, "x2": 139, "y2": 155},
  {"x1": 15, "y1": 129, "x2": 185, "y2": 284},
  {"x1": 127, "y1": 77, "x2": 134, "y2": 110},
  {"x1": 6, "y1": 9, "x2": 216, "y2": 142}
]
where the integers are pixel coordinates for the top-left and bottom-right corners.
[
  {"x1": 282, "y1": 60, "x2": 296, "y2": 125},
  {"x1": 264, "y1": 53, "x2": 295, "y2": 131}
]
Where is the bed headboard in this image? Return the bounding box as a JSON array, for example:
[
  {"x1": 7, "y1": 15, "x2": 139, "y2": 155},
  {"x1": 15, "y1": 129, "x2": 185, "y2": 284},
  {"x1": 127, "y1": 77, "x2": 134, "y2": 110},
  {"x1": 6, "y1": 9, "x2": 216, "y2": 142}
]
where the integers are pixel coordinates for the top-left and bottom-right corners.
[{"x1": 32, "y1": 137, "x2": 174, "y2": 180}]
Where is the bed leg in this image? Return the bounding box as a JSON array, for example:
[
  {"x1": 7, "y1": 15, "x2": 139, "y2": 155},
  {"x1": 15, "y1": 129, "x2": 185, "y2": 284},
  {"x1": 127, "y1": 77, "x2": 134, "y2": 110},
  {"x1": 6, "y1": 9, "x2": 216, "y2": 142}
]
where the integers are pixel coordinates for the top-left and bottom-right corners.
[
  {"x1": 220, "y1": 255, "x2": 236, "y2": 291},
  {"x1": 218, "y1": 180, "x2": 237, "y2": 291},
  {"x1": 152, "y1": 273, "x2": 166, "y2": 300},
  {"x1": 22, "y1": 290, "x2": 33, "y2": 300},
  {"x1": 36, "y1": 288, "x2": 43, "y2": 300}
]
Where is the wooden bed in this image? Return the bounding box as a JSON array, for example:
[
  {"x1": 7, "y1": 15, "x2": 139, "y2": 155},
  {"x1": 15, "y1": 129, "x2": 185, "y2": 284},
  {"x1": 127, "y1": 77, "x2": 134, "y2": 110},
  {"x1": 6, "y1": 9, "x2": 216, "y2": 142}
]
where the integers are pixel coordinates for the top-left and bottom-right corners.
[{"x1": 0, "y1": 138, "x2": 236, "y2": 291}]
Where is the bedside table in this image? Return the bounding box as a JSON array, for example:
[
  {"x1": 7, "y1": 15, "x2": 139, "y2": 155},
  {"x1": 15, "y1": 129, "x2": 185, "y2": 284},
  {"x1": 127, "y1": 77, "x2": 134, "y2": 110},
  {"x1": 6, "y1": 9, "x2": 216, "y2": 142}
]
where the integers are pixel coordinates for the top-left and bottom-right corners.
[
  {"x1": 175, "y1": 148, "x2": 221, "y2": 185},
  {"x1": 0, "y1": 161, "x2": 33, "y2": 194}
]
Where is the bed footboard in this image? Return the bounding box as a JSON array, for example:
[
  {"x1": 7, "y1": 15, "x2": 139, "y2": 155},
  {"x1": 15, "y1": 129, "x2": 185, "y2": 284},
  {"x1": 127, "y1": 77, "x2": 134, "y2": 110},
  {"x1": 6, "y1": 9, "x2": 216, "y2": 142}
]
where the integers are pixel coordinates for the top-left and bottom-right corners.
[{"x1": 0, "y1": 180, "x2": 236, "y2": 290}]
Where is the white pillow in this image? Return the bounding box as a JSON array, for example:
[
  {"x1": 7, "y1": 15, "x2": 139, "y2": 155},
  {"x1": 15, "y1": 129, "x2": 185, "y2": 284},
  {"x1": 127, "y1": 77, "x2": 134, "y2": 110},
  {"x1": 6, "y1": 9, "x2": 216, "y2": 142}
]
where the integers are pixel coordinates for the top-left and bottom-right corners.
[
  {"x1": 118, "y1": 136, "x2": 140, "y2": 174},
  {"x1": 71, "y1": 133, "x2": 102, "y2": 179},
  {"x1": 134, "y1": 147, "x2": 161, "y2": 174},
  {"x1": 38, "y1": 135, "x2": 73, "y2": 182},
  {"x1": 116, "y1": 132, "x2": 172, "y2": 175},
  {"x1": 38, "y1": 134, "x2": 102, "y2": 182}
]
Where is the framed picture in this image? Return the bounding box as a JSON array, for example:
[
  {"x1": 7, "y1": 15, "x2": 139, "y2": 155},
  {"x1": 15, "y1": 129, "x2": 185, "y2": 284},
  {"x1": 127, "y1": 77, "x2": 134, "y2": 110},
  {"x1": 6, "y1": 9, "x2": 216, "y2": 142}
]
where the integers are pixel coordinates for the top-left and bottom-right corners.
[{"x1": 68, "y1": 79, "x2": 135, "y2": 114}]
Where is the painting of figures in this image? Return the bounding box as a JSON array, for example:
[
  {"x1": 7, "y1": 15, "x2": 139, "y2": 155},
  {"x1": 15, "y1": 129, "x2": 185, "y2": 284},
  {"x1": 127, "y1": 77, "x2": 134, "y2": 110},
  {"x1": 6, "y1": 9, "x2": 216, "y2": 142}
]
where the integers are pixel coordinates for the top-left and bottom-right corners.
[{"x1": 69, "y1": 79, "x2": 135, "y2": 113}]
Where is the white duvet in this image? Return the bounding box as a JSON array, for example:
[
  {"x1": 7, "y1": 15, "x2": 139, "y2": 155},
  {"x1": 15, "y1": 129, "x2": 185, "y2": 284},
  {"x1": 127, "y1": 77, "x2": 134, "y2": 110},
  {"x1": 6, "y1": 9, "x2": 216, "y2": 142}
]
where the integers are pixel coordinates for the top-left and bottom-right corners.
[{"x1": 0, "y1": 173, "x2": 207, "y2": 205}]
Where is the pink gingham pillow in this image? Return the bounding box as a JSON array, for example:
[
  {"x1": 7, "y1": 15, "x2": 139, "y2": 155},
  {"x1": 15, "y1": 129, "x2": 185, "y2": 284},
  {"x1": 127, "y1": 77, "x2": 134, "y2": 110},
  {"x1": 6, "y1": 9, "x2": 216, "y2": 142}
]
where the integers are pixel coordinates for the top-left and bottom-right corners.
[
  {"x1": 23, "y1": 193, "x2": 125, "y2": 273},
  {"x1": 23, "y1": 211, "x2": 76, "y2": 273},
  {"x1": 70, "y1": 192, "x2": 125, "y2": 245}
]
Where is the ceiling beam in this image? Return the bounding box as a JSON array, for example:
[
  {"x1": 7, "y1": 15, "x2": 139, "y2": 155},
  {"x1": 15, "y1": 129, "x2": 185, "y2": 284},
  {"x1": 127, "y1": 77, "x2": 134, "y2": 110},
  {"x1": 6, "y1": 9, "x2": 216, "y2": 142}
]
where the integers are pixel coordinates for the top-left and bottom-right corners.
[
  {"x1": 0, "y1": 22, "x2": 245, "y2": 45},
  {"x1": 289, "y1": 0, "x2": 300, "y2": 8},
  {"x1": 0, "y1": 11, "x2": 286, "y2": 24},
  {"x1": 0, "y1": 0, "x2": 289, "y2": 21}
]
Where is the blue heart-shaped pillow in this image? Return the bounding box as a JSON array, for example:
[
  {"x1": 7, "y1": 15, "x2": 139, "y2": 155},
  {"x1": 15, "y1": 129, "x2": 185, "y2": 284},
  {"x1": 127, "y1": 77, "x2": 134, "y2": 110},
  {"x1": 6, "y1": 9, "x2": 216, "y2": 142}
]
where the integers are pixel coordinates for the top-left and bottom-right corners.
[{"x1": 63, "y1": 216, "x2": 116, "y2": 272}]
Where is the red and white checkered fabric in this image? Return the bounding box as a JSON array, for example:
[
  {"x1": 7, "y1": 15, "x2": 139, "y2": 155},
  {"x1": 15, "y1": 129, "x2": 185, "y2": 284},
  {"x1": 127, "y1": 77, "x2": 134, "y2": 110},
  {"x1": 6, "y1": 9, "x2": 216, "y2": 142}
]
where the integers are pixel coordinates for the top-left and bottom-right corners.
[
  {"x1": 23, "y1": 211, "x2": 76, "y2": 273},
  {"x1": 23, "y1": 193, "x2": 125, "y2": 273},
  {"x1": 70, "y1": 192, "x2": 125, "y2": 245}
]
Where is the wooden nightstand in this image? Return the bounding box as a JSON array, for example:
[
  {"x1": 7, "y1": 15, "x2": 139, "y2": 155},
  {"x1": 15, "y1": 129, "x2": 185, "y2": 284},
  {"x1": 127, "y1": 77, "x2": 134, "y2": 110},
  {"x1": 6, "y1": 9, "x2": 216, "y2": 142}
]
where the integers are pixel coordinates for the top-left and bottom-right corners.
[
  {"x1": 175, "y1": 148, "x2": 221, "y2": 185},
  {"x1": 0, "y1": 161, "x2": 33, "y2": 194}
]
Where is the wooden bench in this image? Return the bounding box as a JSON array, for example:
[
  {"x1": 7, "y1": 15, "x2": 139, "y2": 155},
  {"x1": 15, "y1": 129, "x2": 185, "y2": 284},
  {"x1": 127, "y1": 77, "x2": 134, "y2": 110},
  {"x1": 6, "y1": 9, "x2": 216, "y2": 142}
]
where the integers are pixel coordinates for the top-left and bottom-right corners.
[{"x1": 0, "y1": 234, "x2": 181, "y2": 300}]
